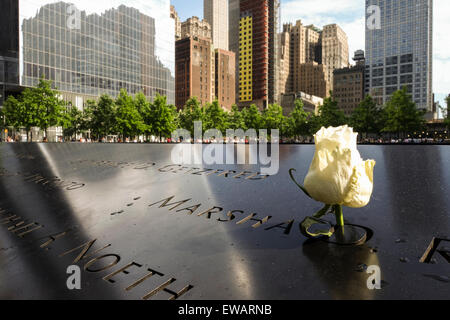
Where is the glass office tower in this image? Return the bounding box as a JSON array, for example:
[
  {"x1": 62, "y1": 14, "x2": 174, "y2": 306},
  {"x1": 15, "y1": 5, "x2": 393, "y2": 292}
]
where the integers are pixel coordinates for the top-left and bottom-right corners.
[
  {"x1": 365, "y1": 0, "x2": 433, "y2": 111},
  {"x1": 5, "y1": 0, "x2": 175, "y2": 107}
]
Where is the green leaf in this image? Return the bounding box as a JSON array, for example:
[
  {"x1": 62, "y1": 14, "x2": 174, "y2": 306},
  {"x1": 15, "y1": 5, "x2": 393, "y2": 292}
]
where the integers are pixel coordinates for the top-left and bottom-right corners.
[{"x1": 300, "y1": 216, "x2": 334, "y2": 238}]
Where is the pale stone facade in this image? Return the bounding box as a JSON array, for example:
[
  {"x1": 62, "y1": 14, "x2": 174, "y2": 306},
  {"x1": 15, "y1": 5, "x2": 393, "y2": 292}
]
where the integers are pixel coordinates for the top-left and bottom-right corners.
[
  {"x1": 180, "y1": 16, "x2": 212, "y2": 40},
  {"x1": 322, "y1": 24, "x2": 349, "y2": 92},
  {"x1": 297, "y1": 62, "x2": 329, "y2": 98},
  {"x1": 204, "y1": 0, "x2": 229, "y2": 50}
]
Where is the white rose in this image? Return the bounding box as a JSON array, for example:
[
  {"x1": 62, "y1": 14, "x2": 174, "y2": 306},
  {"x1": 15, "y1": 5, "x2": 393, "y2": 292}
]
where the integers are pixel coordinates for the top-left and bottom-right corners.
[{"x1": 304, "y1": 125, "x2": 376, "y2": 208}]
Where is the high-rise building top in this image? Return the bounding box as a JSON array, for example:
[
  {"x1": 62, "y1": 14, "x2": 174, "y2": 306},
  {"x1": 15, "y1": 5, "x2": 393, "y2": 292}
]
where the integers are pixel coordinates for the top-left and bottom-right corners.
[
  {"x1": 170, "y1": 5, "x2": 182, "y2": 40},
  {"x1": 238, "y1": 0, "x2": 279, "y2": 109},
  {"x1": 353, "y1": 50, "x2": 365, "y2": 66},
  {"x1": 215, "y1": 49, "x2": 236, "y2": 111},
  {"x1": 180, "y1": 16, "x2": 212, "y2": 40},
  {"x1": 334, "y1": 51, "x2": 366, "y2": 116},
  {"x1": 204, "y1": 0, "x2": 229, "y2": 50},
  {"x1": 297, "y1": 62, "x2": 329, "y2": 99},
  {"x1": 1, "y1": 0, "x2": 175, "y2": 107},
  {"x1": 278, "y1": 20, "x2": 325, "y2": 102},
  {"x1": 228, "y1": 0, "x2": 240, "y2": 104},
  {"x1": 322, "y1": 24, "x2": 349, "y2": 92},
  {"x1": 175, "y1": 37, "x2": 213, "y2": 109},
  {"x1": 365, "y1": 0, "x2": 433, "y2": 111}
]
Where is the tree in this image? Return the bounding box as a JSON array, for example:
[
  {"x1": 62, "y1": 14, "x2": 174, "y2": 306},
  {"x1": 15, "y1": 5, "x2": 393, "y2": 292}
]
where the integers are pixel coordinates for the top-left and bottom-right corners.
[
  {"x1": 89, "y1": 94, "x2": 116, "y2": 140},
  {"x1": 115, "y1": 89, "x2": 146, "y2": 140},
  {"x1": 228, "y1": 105, "x2": 245, "y2": 130},
  {"x1": 203, "y1": 100, "x2": 228, "y2": 134},
  {"x1": 350, "y1": 95, "x2": 385, "y2": 137},
  {"x1": 261, "y1": 104, "x2": 286, "y2": 135},
  {"x1": 383, "y1": 87, "x2": 426, "y2": 136},
  {"x1": 178, "y1": 97, "x2": 204, "y2": 136},
  {"x1": 60, "y1": 105, "x2": 83, "y2": 139},
  {"x1": 242, "y1": 104, "x2": 262, "y2": 131},
  {"x1": 2, "y1": 91, "x2": 40, "y2": 141},
  {"x1": 150, "y1": 93, "x2": 177, "y2": 141},
  {"x1": 445, "y1": 95, "x2": 450, "y2": 127},
  {"x1": 135, "y1": 92, "x2": 152, "y2": 140},
  {"x1": 316, "y1": 95, "x2": 348, "y2": 128},
  {"x1": 289, "y1": 99, "x2": 311, "y2": 138},
  {"x1": 306, "y1": 113, "x2": 323, "y2": 136},
  {"x1": 30, "y1": 78, "x2": 65, "y2": 138}
]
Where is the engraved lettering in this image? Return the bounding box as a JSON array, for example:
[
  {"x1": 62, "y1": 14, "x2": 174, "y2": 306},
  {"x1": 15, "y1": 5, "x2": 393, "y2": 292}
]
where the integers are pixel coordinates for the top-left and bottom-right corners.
[
  {"x1": 218, "y1": 170, "x2": 237, "y2": 178},
  {"x1": 149, "y1": 196, "x2": 192, "y2": 211},
  {"x1": 40, "y1": 230, "x2": 70, "y2": 248},
  {"x1": 158, "y1": 165, "x2": 181, "y2": 172},
  {"x1": 217, "y1": 210, "x2": 242, "y2": 222},
  {"x1": 250, "y1": 216, "x2": 272, "y2": 228},
  {"x1": 420, "y1": 237, "x2": 450, "y2": 264},
  {"x1": 264, "y1": 220, "x2": 295, "y2": 235},
  {"x1": 103, "y1": 262, "x2": 143, "y2": 284},
  {"x1": 12, "y1": 222, "x2": 43, "y2": 237},
  {"x1": 84, "y1": 254, "x2": 121, "y2": 272},
  {"x1": 59, "y1": 239, "x2": 111, "y2": 263},
  {"x1": 125, "y1": 268, "x2": 164, "y2": 291},
  {"x1": 176, "y1": 204, "x2": 202, "y2": 215},
  {"x1": 197, "y1": 207, "x2": 223, "y2": 219}
]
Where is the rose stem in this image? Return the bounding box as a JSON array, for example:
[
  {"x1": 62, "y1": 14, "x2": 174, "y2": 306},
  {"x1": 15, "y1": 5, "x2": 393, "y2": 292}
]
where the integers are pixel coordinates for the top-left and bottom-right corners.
[{"x1": 334, "y1": 205, "x2": 345, "y2": 227}]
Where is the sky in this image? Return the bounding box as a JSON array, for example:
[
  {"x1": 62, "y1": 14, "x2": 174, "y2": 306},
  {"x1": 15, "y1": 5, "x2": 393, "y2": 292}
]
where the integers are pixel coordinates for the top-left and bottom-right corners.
[{"x1": 171, "y1": 0, "x2": 450, "y2": 113}]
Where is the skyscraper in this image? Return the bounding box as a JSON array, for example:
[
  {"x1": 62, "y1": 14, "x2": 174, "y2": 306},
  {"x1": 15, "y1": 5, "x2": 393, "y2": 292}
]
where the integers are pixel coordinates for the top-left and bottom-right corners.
[
  {"x1": 322, "y1": 24, "x2": 349, "y2": 92},
  {"x1": 204, "y1": 0, "x2": 229, "y2": 50},
  {"x1": 228, "y1": 0, "x2": 240, "y2": 104},
  {"x1": 175, "y1": 37, "x2": 213, "y2": 109},
  {"x1": 170, "y1": 5, "x2": 182, "y2": 40},
  {"x1": 365, "y1": 0, "x2": 433, "y2": 111},
  {"x1": 215, "y1": 49, "x2": 236, "y2": 111},
  {"x1": 333, "y1": 50, "x2": 366, "y2": 116},
  {"x1": 238, "y1": 0, "x2": 279, "y2": 109},
  {"x1": 0, "y1": 0, "x2": 20, "y2": 107},
  {"x1": 0, "y1": 0, "x2": 175, "y2": 108}
]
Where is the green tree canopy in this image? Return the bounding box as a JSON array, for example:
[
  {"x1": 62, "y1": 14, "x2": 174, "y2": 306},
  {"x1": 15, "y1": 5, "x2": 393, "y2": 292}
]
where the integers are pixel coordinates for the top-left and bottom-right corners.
[
  {"x1": 262, "y1": 104, "x2": 285, "y2": 129},
  {"x1": 350, "y1": 95, "x2": 385, "y2": 136},
  {"x1": 1, "y1": 78, "x2": 65, "y2": 141},
  {"x1": 60, "y1": 105, "x2": 83, "y2": 138},
  {"x1": 115, "y1": 89, "x2": 146, "y2": 140},
  {"x1": 316, "y1": 95, "x2": 348, "y2": 128},
  {"x1": 135, "y1": 92, "x2": 152, "y2": 138},
  {"x1": 31, "y1": 78, "x2": 65, "y2": 136},
  {"x1": 204, "y1": 100, "x2": 229, "y2": 134},
  {"x1": 178, "y1": 97, "x2": 204, "y2": 136},
  {"x1": 288, "y1": 99, "x2": 311, "y2": 137},
  {"x1": 445, "y1": 95, "x2": 450, "y2": 128},
  {"x1": 89, "y1": 94, "x2": 116, "y2": 140},
  {"x1": 228, "y1": 105, "x2": 245, "y2": 130},
  {"x1": 150, "y1": 93, "x2": 177, "y2": 140},
  {"x1": 242, "y1": 104, "x2": 262, "y2": 131},
  {"x1": 383, "y1": 87, "x2": 426, "y2": 135}
]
